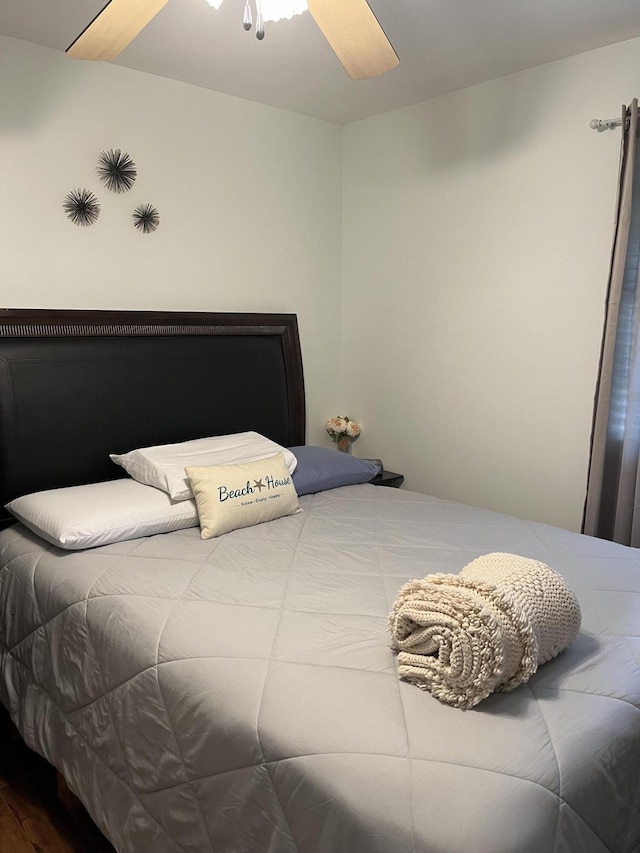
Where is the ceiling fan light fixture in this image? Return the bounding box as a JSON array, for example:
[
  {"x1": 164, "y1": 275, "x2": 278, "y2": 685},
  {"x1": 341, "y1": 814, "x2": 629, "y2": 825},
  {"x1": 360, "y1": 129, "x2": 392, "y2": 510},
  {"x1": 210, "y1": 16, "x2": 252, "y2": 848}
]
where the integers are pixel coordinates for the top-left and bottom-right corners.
[
  {"x1": 205, "y1": 0, "x2": 307, "y2": 23},
  {"x1": 67, "y1": 0, "x2": 398, "y2": 80},
  {"x1": 262, "y1": 0, "x2": 308, "y2": 22}
]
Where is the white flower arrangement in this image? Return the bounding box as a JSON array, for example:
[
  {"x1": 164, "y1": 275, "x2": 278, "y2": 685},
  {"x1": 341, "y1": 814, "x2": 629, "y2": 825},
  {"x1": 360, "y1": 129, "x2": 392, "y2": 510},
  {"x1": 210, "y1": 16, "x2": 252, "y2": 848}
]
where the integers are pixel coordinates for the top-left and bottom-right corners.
[{"x1": 325, "y1": 416, "x2": 361, "y2": 451}]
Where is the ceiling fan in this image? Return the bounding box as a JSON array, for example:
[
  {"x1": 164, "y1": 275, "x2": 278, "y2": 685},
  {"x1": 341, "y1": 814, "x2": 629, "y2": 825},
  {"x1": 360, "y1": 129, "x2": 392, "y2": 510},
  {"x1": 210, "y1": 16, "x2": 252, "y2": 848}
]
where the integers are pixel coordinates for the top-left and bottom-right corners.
[{"x1": 66, "y1": 0, "x2": 399, "y2": 80}]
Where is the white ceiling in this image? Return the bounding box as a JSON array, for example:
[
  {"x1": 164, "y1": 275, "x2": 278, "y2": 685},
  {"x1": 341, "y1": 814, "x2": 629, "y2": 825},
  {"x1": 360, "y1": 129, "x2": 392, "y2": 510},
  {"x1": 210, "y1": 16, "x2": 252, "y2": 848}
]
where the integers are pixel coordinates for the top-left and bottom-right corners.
[{"x1": 2, "y1": 0, "x2": 640, "y2": 125}]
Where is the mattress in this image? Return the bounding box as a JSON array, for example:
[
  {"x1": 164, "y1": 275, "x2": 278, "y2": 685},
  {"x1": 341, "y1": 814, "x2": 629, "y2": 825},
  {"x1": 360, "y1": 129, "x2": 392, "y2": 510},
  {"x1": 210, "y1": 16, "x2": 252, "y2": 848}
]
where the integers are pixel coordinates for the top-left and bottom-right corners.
[{"x1": 1, "y1": 483, "x2": 639, "y2": 853}]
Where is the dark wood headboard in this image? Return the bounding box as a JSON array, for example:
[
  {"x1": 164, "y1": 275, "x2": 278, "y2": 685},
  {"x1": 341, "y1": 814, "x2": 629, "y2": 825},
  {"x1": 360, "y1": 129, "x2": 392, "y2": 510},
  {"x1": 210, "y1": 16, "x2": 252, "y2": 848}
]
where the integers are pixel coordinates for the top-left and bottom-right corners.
[{"x1": 0, "y1": 309, "x2": 305, "y2": 527}]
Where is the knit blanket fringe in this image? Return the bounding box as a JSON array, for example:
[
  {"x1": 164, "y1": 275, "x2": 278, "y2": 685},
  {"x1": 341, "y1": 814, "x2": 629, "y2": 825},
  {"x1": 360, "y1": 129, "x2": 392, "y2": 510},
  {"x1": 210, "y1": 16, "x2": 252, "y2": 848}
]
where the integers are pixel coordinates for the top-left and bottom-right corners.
[{"x1": 387, "y1": 552, "x2": 581, "y2": 710}]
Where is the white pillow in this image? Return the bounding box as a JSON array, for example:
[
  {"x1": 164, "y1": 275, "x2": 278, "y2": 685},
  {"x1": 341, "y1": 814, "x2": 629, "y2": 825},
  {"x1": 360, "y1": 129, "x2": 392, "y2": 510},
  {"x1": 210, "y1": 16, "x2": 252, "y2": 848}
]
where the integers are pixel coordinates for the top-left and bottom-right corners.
[
  {"x1": 110, "y1": 431, "x2": 298, "y2": 502},
  {"x1": 186, "y1": 453, "x2": 300, "y2": 539},
  {"x1": 5, "y1": 479, "x2": 198, "y2": 550}
]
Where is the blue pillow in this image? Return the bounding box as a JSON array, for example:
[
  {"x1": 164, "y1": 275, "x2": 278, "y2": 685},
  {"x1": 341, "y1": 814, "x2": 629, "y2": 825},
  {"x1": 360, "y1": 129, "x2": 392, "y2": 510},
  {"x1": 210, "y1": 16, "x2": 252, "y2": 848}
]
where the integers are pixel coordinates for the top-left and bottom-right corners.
[{"x1": 289, "y1": 446, "x2": 381, "y2": 496}]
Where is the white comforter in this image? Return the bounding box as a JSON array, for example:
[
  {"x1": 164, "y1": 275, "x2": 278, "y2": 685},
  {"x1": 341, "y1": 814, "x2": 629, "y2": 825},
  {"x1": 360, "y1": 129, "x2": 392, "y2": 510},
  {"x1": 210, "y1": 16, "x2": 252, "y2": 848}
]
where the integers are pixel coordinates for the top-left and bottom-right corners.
[{"x1": 1, "y1": 484, "x2": 639, "y2": 853}]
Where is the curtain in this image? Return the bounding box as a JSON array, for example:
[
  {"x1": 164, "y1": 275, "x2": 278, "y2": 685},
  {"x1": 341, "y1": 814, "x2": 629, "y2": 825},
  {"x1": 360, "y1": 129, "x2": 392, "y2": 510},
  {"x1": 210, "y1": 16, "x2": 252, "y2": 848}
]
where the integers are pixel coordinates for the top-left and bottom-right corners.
[{"x1": 583, "y1": 99, "x2": 640, "y2": 545}]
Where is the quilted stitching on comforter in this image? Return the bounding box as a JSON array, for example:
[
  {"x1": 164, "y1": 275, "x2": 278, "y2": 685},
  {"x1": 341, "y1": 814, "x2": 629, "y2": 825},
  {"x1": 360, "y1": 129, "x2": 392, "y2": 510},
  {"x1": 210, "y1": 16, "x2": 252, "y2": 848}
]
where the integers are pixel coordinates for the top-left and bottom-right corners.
[{"x1": 1, "y1": 484, "x2": 639, "y2": 853}]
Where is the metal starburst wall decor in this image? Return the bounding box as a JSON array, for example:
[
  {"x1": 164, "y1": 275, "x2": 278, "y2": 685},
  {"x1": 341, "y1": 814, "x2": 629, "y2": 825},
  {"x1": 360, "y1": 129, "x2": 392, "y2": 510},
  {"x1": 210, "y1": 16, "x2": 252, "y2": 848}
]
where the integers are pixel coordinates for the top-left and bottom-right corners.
[
  {"x1": 132, "y1": 203, "x2": 160, "y2": 234},
  {"x1": 97, "y1": 149, "x2": 137, "y2": 193},
  {"x1": 63, "y1": 188, "x2": 101, "y2": 226}
]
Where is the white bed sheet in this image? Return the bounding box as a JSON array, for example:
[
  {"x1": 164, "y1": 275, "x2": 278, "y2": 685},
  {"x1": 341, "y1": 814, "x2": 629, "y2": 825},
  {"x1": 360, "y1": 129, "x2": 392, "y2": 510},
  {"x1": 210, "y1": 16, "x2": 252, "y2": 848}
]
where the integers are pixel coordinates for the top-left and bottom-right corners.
[{"x1": 0, "y1": 484, "x2": 639, "y2": 853}]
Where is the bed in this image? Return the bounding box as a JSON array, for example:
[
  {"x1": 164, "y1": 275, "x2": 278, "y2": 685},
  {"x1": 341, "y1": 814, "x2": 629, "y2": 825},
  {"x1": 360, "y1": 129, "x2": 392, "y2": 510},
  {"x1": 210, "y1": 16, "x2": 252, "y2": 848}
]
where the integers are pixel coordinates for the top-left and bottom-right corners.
[{"x1": 0, "y1": 308, "x2": 639, "y2": 853}]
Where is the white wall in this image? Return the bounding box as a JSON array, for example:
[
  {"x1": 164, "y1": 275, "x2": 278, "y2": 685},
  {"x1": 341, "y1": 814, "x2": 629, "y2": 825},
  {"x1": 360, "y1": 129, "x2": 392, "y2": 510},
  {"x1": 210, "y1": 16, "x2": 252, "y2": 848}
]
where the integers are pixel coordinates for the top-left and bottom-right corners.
[
  {"x1": 342, "y1": 38, "x2": 640, "y2": 531},
  {"x1": 0, "y1": 36, "x2": 343, "y2": 445},
  {"x1": 4, "y1": 34, "x2": 639, "y2": 531}
]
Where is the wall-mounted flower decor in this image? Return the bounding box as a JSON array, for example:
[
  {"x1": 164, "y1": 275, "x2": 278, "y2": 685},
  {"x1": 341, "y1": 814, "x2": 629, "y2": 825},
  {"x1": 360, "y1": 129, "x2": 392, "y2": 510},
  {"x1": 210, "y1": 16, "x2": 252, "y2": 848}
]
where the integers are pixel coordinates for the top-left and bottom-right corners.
[
  {"x1": 97, "y1": 149, "x2": 137, "y2": 193},
  {"x1": 132, "y1": 203, "x2": 160, "y2": 234},
  {"x1": 63, "y1": 188, "x2": 101, "y2": 226}
]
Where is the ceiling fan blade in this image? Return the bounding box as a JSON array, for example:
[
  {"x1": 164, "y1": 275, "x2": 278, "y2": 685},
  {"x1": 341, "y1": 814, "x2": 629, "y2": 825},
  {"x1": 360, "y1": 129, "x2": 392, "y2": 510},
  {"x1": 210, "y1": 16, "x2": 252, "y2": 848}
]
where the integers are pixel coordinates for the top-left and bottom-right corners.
[
  {"x1": 307, "y1": 0, "x2": 399, "y2": 80},
  {"x1": 66, "y1": 0, "x2": 171, "y2": 61}
]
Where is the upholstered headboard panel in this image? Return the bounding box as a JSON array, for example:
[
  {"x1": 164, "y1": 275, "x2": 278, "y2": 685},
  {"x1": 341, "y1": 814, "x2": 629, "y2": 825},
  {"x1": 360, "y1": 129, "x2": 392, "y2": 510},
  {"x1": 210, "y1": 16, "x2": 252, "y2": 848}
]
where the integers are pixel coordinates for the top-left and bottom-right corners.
[{"x1": 0, "y1": 309, "x2": 305, "y2": 527}]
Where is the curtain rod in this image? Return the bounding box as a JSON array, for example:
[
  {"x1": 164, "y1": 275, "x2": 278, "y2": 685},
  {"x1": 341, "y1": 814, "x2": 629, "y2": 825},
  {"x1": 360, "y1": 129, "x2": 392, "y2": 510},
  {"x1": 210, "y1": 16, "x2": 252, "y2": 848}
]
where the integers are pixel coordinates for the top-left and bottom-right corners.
[{"x1": 590, "y1": 117, "x2": 623, "y2": 131}]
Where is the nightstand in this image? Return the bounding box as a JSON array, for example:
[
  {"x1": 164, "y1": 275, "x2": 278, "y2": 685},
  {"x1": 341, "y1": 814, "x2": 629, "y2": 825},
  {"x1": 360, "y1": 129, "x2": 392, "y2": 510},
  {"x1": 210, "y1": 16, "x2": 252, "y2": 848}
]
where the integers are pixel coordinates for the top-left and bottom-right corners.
[{"x1": 370, "y1": 469, "x2": 404, "y2": 488}]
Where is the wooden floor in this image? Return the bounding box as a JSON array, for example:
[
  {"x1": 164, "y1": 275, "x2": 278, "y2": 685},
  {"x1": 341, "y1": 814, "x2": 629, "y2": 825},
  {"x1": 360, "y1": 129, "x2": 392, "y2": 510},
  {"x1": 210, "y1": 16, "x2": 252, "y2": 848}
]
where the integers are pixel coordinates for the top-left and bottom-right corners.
[{"x1": 0, "y1": 710, "x2": 115, "y2": 853}]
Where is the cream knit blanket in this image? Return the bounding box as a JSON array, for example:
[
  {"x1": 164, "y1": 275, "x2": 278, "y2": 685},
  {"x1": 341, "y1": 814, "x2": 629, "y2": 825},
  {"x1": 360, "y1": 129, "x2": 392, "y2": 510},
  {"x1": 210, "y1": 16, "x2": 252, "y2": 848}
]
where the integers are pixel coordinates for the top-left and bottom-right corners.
[{"x1": 388, "y1": 552, "x2": 581, "y2": 709}]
